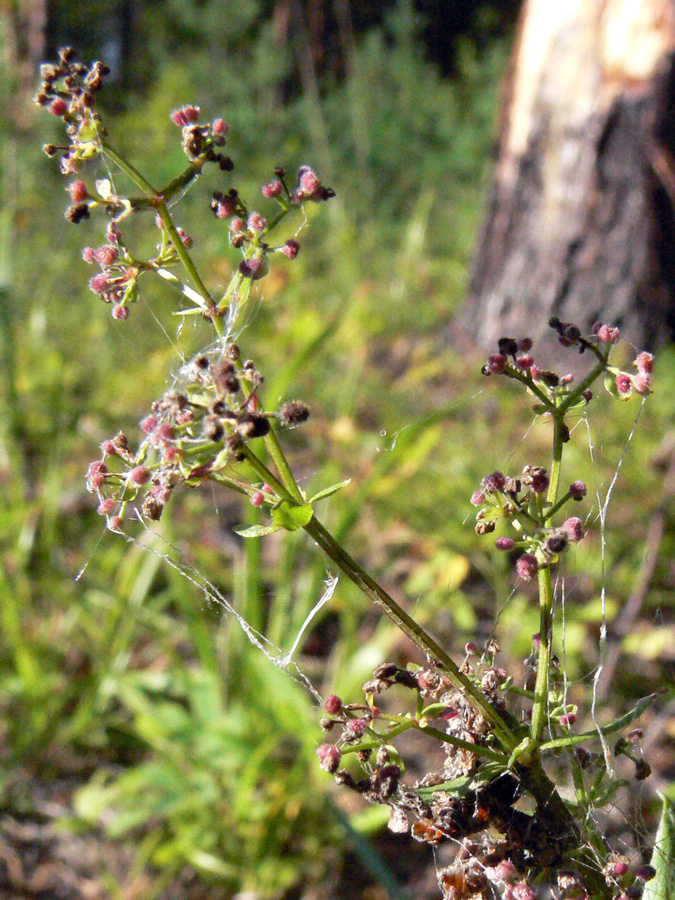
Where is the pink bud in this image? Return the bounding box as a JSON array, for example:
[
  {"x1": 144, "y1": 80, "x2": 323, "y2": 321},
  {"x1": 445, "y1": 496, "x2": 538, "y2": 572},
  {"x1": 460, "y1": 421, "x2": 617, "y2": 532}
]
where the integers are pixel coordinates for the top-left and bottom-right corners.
[
  {"x1": 282, "y1": 239, "x2": 300, "y2": 259},
  {"x1": 633, "y1": 372, "x2": 651, "y2": 395},
  {"x1": 516, "y1": 553, "x2": 538, "y2": 581},
  {"x1": 67, "y1": 180, "x2": 88, "y2": 202},
  {"x1": 323, "y1": 694, "x2": 343, "y2": 715},
  {"x1": 487, "y1": 353, "x2": 506, "y2": 374},
  {"x1": 262, "y1": 180, "x2": 283, "y2": 198},
  {"x1": 212, "y1": 118, "x2": 229, "y2": 136},
  {"x1": 495, "y1": 537, "x2": 514, "y2": 551},
  {"x1": 569, "y1": 480, "x2": 587, "y2": 500},
  {"x1": 561, "y1": 517, "x2": 584, "y2": 542},
  {"x1": 97, "y1": 498, "x2": 116, "y2": 516},
  {"x1": 635, "y1": 351, "x2": 654, "y2": 374},
  {"x1": 49, "y1": 98, "x2": 67, "y2": 116},
  {"x1": 250, "y1": 491, "x2": 265, "y2": 507},
  {"x1": 176, "y1": 227, "x2": 192, "y2": 247},
  {"x1": 316, "y1": 743, "x2": 341, "y2": 773},
  {"x1": 616, "y1": 373, "x2": 632, "y2": 395},
  {"x1": 129, "y1": 466, "x2": 151, "y2": 486}
]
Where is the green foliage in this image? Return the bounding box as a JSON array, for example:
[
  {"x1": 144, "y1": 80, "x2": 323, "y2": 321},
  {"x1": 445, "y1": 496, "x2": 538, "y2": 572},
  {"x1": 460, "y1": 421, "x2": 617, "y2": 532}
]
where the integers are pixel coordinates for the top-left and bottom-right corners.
[{"x1": 645, "y1": 795, "x2": 675, "y2": 900}]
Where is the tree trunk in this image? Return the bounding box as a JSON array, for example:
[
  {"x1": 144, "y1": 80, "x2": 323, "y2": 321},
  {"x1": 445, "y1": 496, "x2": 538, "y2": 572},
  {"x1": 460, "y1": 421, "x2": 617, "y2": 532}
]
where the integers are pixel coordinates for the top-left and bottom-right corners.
[{"x1": 463, "y1": 0, "x2": 675, "y2": 352}]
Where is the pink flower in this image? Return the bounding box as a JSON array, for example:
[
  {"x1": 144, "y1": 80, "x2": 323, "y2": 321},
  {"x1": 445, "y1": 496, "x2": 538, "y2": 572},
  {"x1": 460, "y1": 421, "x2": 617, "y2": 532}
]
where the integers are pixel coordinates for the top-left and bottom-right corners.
[
  {"x1": 633, "y1": 372, "x2": 652, "y2": 395},
  {"x1": 495, "y1": 537, "x2": 514, "y2": 551},
  {"x1": 487, "y1": 353, "x2": 506, "y2": 374},
  {"x1": 129, "y1": 466, "x2": 151, "y2": 486},
  {"x1": 569, "y1": 480, "x2": 587, "y2": 500},
  {"x1": 297, "y1": 166, "x2": 322, "y2": 199},
  {"x1": 316, "y1": 743, "x2": 341, "y2": 773},
  {"x1": 140, "y1": 414, "x2": 158, "y2": 433},
  {"x1": 282, "y1": 239, "x2": 300, "y2": 259},
  {"x1": 516, "y1": 553, "x2": 538, "y2": 581},
  {"x1": 483, "y1": 471, "x2": 506, "y2": 492},
  {"x1": 323, "y1": 695, "x2": 343, "y2": 715},
  {"x1": 49, "y1": 98, "x2": 67, "y2": 116},
  {"x1": 94, "y1": 244, "x2": 118, "y2": 266},
  {"x1": 262, "y1": 180, "x2": 283, "y2": 198},
  {"x1": 170, "y1": 105, "x2": 200, "y2": 127},
  {"x1": 67, "y1": 180, "x2": 88, "y2": 202},
  {"x1": 97, "y1": 498, "x2": 116, "y2": 516},
  {"x1": 635, "y1": 351, "x2": 654, "y2": 374},
  {"x1": 597, "y1": 323, "x2": 620, "y2": 344},
  {"x1": 561, "y1": 516, "x2": 584, "y2": 542},
  {"x1": 616, "y1": 373, "x2": 632, "y2": 395},
  {"x1": 247, "y1": 212, "x2": 267, "y2": 232}
]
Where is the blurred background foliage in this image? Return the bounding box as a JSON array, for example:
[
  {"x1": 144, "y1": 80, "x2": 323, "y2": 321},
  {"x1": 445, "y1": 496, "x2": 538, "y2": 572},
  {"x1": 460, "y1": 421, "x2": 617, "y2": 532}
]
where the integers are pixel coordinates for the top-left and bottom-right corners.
[{"x1": 1, "y1": 1, "x2": 673, "y2": 898}]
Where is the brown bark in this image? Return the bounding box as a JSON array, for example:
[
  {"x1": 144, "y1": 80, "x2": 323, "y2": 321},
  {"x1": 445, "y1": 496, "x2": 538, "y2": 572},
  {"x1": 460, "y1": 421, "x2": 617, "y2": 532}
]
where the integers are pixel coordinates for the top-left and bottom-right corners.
[{"x1": 463, "y1": 0, "x2": 675, "y2": 351}]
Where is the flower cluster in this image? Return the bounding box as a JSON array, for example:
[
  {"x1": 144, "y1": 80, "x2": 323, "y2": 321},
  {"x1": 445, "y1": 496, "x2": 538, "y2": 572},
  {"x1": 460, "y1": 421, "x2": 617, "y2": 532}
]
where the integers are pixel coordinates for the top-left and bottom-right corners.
[
  {"x1": 86, "y1": 344, "x2": 310, "y2": 530},
  {"x1": 38, "y1": 51, "x2": 333, "y2": 323},
  {"x1": 317, "y1": 640, "x2": 655, "y2": 900},
  {"x1": 211, "y1": 164, "x2": 333, "y2": 276},
  {"x1": 471, "y1": 465, "x2": 586, "y2": 580},
  {"x1": 316, "y1": 319, "x2": 657, "y2": 900},
  {"x1": 34, "y1": 46, "x2": 109, "y2": 177},
  {"x1": 483, "y1": 319, "x2": 653, "y2": 408}
]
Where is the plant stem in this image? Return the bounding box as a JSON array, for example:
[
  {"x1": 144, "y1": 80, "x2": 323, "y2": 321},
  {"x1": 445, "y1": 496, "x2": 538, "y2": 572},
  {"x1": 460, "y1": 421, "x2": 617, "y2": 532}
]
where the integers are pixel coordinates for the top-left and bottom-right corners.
[
  {"x1": 154, "y1": 197, "x2": 221, "y2": 333},
  {"x1": 304, "y1": 515, "x2": 518, "y2": 750},
  {"x1": 263, "y1": 427, "x2": 306, "y2": 505},
  {"x1": 101, "y1": 140, "x2": 222, "y2": 333},
  {"x1": 101, "y1": 141, "x2": 159, "y2": 195},
  {"x1": 530, "y1": 564, "x2": 555, "y2": 748}
]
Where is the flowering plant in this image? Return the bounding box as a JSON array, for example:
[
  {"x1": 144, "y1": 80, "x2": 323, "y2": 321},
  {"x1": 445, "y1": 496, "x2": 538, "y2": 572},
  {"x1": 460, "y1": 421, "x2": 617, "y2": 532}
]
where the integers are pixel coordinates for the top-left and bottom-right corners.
[{"x1": 36, "y1": 48, "x2": 668, "y2": 900}]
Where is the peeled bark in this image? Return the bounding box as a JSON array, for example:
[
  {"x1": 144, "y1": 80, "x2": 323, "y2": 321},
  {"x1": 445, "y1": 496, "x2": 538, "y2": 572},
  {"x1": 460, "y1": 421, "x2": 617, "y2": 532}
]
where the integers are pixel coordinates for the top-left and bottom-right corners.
[{"x1": 464, "y1": 0, "x2": 675, "y2": 351}]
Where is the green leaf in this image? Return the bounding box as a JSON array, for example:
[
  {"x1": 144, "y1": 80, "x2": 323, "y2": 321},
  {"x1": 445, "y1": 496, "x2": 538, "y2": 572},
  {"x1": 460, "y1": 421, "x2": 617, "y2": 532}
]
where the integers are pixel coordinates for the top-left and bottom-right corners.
[
  {"x1": 234, "y1": 523, "x2": 281, "y2": 538},
  {"x1": 644, "y1": 794, "x2": 675, "y2": 900},
  {"x1": 413, "y1": 775, "x2": 473, "y2": 798},
  {"x1": 307, "y1": 479, "x2": 351, "y2": 504},
  {"x1": 271, "y1": 501, "x2": 313, "y2": 531}
]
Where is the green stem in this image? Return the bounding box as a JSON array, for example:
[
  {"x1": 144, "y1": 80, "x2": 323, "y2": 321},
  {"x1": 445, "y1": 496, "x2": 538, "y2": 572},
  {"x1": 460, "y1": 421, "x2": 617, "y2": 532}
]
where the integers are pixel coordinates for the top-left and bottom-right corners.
[
  {"x1": 101, "y1": 141, "x2": 222, "y2": 335},
  {"x1": 235, "y1": 440, "x2": 517, "y2": 748},
  {"x1": 558, "y1": 359, "x2": 607, "y2": 415},
  {"x1": 154, "y1": 197, "x2": 221, "y2": 333},
  {"x1": 304, "y1": 515, "x2": 518, "y2": 750},
  {"x1": 240, "y1": 445, "x2": 295, "y2": 501},
  {"x1": 161, "y1": 159, "x2": 206, "y2": 202},
  {"x1": 529, "y1": 564, "x2": 554, "y2": 747},
  {"x1": 101, "y1": 141, "x2": 158, "y2": 195},
  {"x1": 263, "y1": 427, "x2": 306, "y2": 504}
]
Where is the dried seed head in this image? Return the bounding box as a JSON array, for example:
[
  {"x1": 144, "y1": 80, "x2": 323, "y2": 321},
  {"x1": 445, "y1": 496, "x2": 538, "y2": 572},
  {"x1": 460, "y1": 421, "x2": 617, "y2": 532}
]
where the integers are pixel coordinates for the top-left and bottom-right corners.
[{"x1": 279, "y1": 400, "x2": 310, "y2": 428}]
